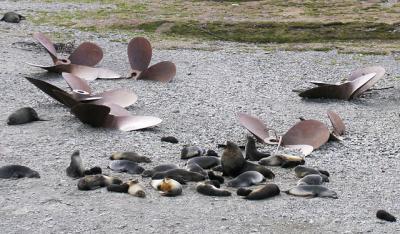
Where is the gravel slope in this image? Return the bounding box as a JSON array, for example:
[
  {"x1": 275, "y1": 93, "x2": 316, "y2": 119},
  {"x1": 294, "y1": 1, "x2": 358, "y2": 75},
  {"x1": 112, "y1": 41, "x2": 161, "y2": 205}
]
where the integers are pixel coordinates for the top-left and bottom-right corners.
[{"x1": 1, "y1": 2, "x2": 400, "y2": 234}]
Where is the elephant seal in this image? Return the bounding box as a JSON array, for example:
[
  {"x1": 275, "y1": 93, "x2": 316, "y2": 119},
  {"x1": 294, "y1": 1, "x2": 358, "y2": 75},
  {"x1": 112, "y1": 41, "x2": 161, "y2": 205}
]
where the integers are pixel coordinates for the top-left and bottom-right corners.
[
  {"x1": 196, "y1": 182, "x2": 231, "y2": 196},
  {"x1": 297, "y1": 174, "x2": 324, "y2": 186},
  {"x1": 181, "y1": 146, "x2": 206, "y2": 159},
  {"x1": 78, "y1": 175, "x2": 122, "y2": 191},
  {"x1": 0, "y1": 165, "x2": 40, "y2": 179},
  {"x1": 239, "y1": 161, "x2": 275, "y2": 179},
  {"x1": 1, "y1": 12, "x2": 25, "y2": 23},
  {"x1": 186, "y1": 162, "x2": 208, "y2": 178},
  {"x1": 285, "y1": 185, "x2": 338, "y2": 199},
  {"x1": 152, "y1": 169, "x2": 205, "y2": 182},
  {"x1": 237, "y1": 183, "x2": 280, "y2": 200},
  {"x1": 207, "y1": 171, "x2": 224, "y2": 184},
  {"x1": 221, "y1": 141, "x2": 246, "y2": 177},
  {"x1": 151, "y1": 178, "x2": 182, "y2": 196},
  {"x1": 376, "y1": 210, "x2": 396, "y2": 222},
  {"x1": 187, "y1": 156, "x2": 220, "y2": 169},
  {"x1": 7, "y1": 107, "x2": 45, "y2": 125},
  {"x1": 108, "y1": 160, "x2": 144, "y2": 174},
  {"x1": 227, "y1": 171, "x2": 265, "y2": 187},
  {"x1": 294, "y1": 165, "x2": 329, "y2": 182},
  {"x1": 245, "y1": 136, "x2": 270, "y2": 161},
  {"x1": 142, "y1": 164, "x2": 179, "y2": 177},
  {"x1": 110, "y1": 152, "x2": 151, "y2": 163},
  {"x1": 259, "y1": 154, "x2": 305, "y2": 168}
]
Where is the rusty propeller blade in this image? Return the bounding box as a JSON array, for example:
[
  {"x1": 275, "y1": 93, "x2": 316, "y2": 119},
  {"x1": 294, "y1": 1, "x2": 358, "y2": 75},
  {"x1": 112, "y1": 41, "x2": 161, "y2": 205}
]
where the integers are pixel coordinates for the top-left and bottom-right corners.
[
  {"x1": 33, "y1": 32, "x2": 58, "y2": 63},
  {"x1": 68, "y1": 42, "x2": 103, "y2": 67},
  {"x1": 92, "y1": 89, "x2": 138, "y2": 108},
  {"x1": 25, "y1": 77, "x2": 73, "y2": 107},
  {"x1": 327, "y1": 110, "x2": 345, "y2": 136},
  {"x1": 138, "y1": 61, "x2": 176, "y2": 82},
  {"x1": 67, "y1": 64, "x2": 121, "y2": 81},
  {"x1": 62, "y1": 72, "x2": 91, "y2": 94},
  {"x1": 282, "y1": 119, "x2": 330, "y2": 156},
  {"x1": 71, "y1": 103, "x2": 110, "y2": 127},
  {"x1": 238, "y1": 113, "x2": 278, "y2": 144},
  {"x1": 299, "y1": 73, "x2": 376, "y2": 100},
  {"x1": 348, "y1": 66, "x2": 386, "y2": 98},
  {"x1": 128, "y1": 37, "x2": 152, "y2": 79}
]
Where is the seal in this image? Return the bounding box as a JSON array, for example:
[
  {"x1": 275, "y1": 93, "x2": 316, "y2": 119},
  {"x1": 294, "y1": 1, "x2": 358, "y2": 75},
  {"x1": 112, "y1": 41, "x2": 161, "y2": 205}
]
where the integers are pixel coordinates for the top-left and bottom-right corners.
[
  {"x1": 0, "y1": 165, "x2": 40, "y2": 179},
  {"x1": 151, "y1": 178, "x2": 182, "y2": 196},
  {"x1": 181, "y1": 146, "x2": 206, "y2": 159},
  {"x1": 66, "y1": 150, "x2": 85, "y2": 178},
  {"x1": 110, "y1": 152, "x2": 151, "y2": 163},
  {"x1": 221, "y1": 141, "x2": 246, "y2": 177},
  {"x1": 196, "y1": 182, "x2": 231, "y2": 196},
  {"x1": 227, "y1": 171, "x2": 265, "y2": 187},
  {"x1": 1, "y1": 12, "x2": 26, "y2": 23},
  {"x1": 142, "y1": 164, "x2": 179, "y2": 177},
  {"x1": 161, "y1": 136, "x2": 179, "y2": 144},
  {"x1": 237, "y1": 183, "x2": 280, "y2": 200},
  {"x1": 207, "y1": 171, "x2": 224, "y2": 184},
  {"x1": 297, "y1": 174, "x2": 324, "y2": 186},
  {"x1": 285, "y1": 185, "x2": 338, "y2": 199},
  {"x1": 211, "y1": 165, "x2": 223, "y2": 172},
  {"x1": 206, "y1": 149, "x2": 219, "y2": 157},
  {"x1": 245, "y1": 136, "x2": 270, "y2": 161},
  {"x1": 239, "y1": 161, "x2": 275, "y2": 179},
  {"x1": 294, "y1": 166, "x2": 329, "y2": 182},
  {"x1": 259, "y1": 154, "x2": 305, "y2": 168},
  {"x1": 186, "y1": 162, "x2": 208, "y2": 178},
  {"x1": 108, "y1": 160, "x2": 144, "y2": 174},
  {"x1": 376, "y1": 210, "x2": 396, "y2": 222},
  {"x1": 7, "y1": 107, "x2": 46, "y2": 125},
  {"x1": 152, "y1": 168, "x2": 205, "y2": 182},
  {"x1": 126, "y1": 179, "x2": 146, "y2": 197},
  {"x1": 187, "y1": 156, "x2": 220, "y2": 169},
  {"x1": 78, "y1": 175, "x2": 122, "y2": 191}
]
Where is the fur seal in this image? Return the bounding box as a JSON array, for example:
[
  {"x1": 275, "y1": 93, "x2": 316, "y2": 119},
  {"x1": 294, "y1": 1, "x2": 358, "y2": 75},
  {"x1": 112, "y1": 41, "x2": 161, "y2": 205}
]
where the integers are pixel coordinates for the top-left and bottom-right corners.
[
  {"x1": 107, "y1": 183, "x2": 129, "y2": 193},
  {"x1": 142, "y1": 164, "x2": 179, "y2": 177},
  {"x1": 205, "y1": 179, "x2": 221, "y2": 188},
  {"x1": 294, "y1": 166, "x2": 329, "y2": 182},
  {"x1": 186, "y1": 162, "x2": 208, "y2": 178},
  {"x1": 285, "y1": 185, "x2": 338, "y2": 199},
  {"x1": 152, "y1": 168, "x2": 205, "y2": 182},
  {"x1": 110, "y1": 152, "x2": 151, "y2": 163},
  {"x1": 196, "y1": 182, "x2": 231, "y2": 196},
  {"x1": 1, "y1": 12, "x2": 25, "y2": 23},
  {"x1": 161, "y1": 136, "x2": 178, "y2": 144},
  {"x1": 108, "y1": 160, "x2": 144, "y2": 174},
  {"x1": 227, "y1": 171, "x2": 265, "y2": 187},
  {"x1": 239, "y1": 161, "x2": 275, "y2": 179},
  {"x1": 206, "y1": 149, "x2": 219, "y2": 157},
  {"x1": 221, "y1": 141, "x2": 246, "y2": 177},
  {"x1": 187, "y1": 156, "x2": 220, "y2": 169},
  {"x1": 66, "y1": 150, "x2": 102, "y2": 178},
  {"x1": 211, "y1": 165, "x2": 223, "y2": 172},
  {"x1": 207, "y1": 171, "x2": 224, "y2": 184},
  {"x1": 181, "y1": 146, "x2": 206, "y2": 159},
  {"x1": 245, "y1": 136, "x2": 270, "y2": 161},
  {"x1": 259, "y1": 154, "x2": 305, "y2": 168},
  {"x1": 376, "y1": 210, "x2": 396, "y2": 222},
  {"x1": 297, "y1": 174, "x2": 324, "y2": 186},
  {"x1": 78, "y1": 175, "x2": 122, "y2": 190},
  {"x1": 237, "y1": 184, "x2": 280, "y2": 200},
  {"x1": 151, "y1": 178, "x2": 182, "y2": 196},
  {"x1": 0, "y1": 165, "x2": 40, "y2": 179},
  {"x1": 7, "y1": 107, "x2": 46, "y2": 125}
]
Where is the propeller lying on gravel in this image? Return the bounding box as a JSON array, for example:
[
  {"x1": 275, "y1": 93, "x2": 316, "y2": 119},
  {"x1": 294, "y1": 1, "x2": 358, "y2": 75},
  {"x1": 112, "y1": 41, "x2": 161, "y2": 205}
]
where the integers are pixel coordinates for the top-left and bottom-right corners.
[
  {"x1": 127, "y1": 37, "x2": 176, "y2": 82},
  {"x1": 238, "y1": 111, "x2": 345, "y2": 155},
  {"x1": 297, "y1": 66, "x2": 385, "y2": 100},
  {"x1": 26, "y1": 32, "x2": 121, "y2": 80}
]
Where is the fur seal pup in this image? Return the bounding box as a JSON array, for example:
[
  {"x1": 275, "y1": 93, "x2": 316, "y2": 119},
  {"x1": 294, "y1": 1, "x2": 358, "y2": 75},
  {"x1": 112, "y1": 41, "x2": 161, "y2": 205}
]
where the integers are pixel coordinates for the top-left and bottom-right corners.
[
  {"x1": 211, "y1": 165, "x2": 223, "y2": 172},
  {"x1": 206, "y1": 149, "x2": 218, "y2": 157},
  {"x1": 297, "y1": 174, "x2": 324, "y2": 186},
  {"x1": 1, "y1": 12, "x2": 26, "y2": 23},
  {"x1": 151, "y1": 178, "x2": 182, "y2": 196},
  {"x1": 108, "y1": 160, "x2": 144, "y2": 174},
  {"x1": 207, "y1": 171, "x2": 224, "y2": 184},
  {"x1": 181, "y1": 146, "x2": 206, "y2": 159},
  {"x1": 205, "y1": 180, "x2": 221, "y2": 188},
  {"x1": 78, "y1": 175, "x2": 122, "y2": 191},
  {"x1": 0, "y1": 165, "x2": 40, "y2": 179},
  {"x1": 285, "y1": 185, "x2": 338, "y2": 199},
  {"x1": 186, "y1": 162, "x2": 208, "y2": 178},
  {"x1": 259, "y1": 154, "x2": 305, "y2": 168},
  {"x1": 110, "y1": 152, "x2": 151, "y2": 163},
  {"x1": 221, "y1": 141, "x2": 246, "y2": 177},
  {"x1": 107, "y1": 183, "x2": 129, "y2": 193},
  {"x1": 227, "y1": 171, "x2": 265, "y2": 187},
  {"x1": 196, "y1": 182, "x2": 231, "y2": 196},
  {"x1": 187, "y1": 156, "x2": 220, "y2": 169},
  {"x1": 152, "y1": 168, "x2": 205, "y2": 182},
  {"x1": 161, "y1": 136, "x2": 179, "y2": 144},
  {"x1": 142, "y1": 164, "x2": 179, "y2": 177},
  {"x1": 376, "y1": 210, "x2": 396, "y2": 222},
  {"x1": 237, "y1": 184, "x2": 280, "y2": 200},
  {"x1": 7, "y1": 107, "x2": 46, "y2": 125},
  {"x1": 66, "y1": 151, "x2": 102, "y2": 178},
  {"x1": 294, "y1": 166, "x2": 329, "y2": 182},
  {"x1": 239, "y1": 161, "x2": 275, "y2": 179},
  {"x1": 245, "y1": 136, "x2": 270, "y2": 161}
]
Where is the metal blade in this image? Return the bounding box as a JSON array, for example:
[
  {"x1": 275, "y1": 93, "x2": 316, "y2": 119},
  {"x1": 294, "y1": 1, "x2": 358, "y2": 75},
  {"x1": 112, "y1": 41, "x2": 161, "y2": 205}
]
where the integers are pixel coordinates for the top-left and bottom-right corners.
[
  {"x1": 238, "y1": 113, "x2": 278, "y2": 144},
  {"x1": 33, "y1": 32, "x2": 58, "y2": 63},
  {"x1": 25, "y1": 62, "x2": 66, "y2": 73},
  {"x1": 348, "y1": 66, "x2": 385, "y2": 98},
  {"x1": 61, "y1": 72, "x2": 91, "y2": 94},
  {"x1": 68, "y1": 42, "x2": 103, "y2": 67},
  {"x1": 67, "y1": 64, "x2": 121, "y2": 81},
  {"x1": 138, "y1": 61, "x2": 176, "y2": 82},
  {"x1": 71, "y1": 103, "x2": 110, "y2": 127},
  {"x1": 92, "y1": 88, "x2": 138, "y2": 108},
  {"x1": 327, "y1": 110, "x2": 345, "y2": 136},
  {"x1": 127, "y1": 37, "x2": 152, "y2": 79},
  {"x1": 25, "y1": 77, "x2": 73, "y2": 107},
  {"x1": 52, "y1": 90, "x2": 80, "y2": 108},
  {"x1": 89, "y1": 102, "x2": 131, "y2": 117},
  {"x1": 107, "y1": 115, "x2": 162, "y2": 131}
]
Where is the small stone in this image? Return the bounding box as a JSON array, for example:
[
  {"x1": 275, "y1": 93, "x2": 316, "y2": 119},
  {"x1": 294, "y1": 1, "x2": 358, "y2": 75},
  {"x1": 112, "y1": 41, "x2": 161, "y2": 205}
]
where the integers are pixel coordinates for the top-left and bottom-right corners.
[
  {"x1": 376, "y1": 210, "x2": 396, "y2": 222},
  {"x1": 161, "y1": 136, "x2": 179, "y2": 144}
]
